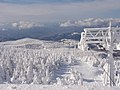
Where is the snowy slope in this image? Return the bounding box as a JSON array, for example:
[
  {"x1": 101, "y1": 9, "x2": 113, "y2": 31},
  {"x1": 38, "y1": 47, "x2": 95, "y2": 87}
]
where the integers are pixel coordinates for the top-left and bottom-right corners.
[
  {"x1": 0, "y1": 38, "x2": 119, "y2": 90},
  {"x1": 1, "y1": 84, "x2": 120, "y2": 90},
  {"x1": 0, "y1": 38, "x2": 78, "y2": 49},
  {"x1": 0, "y1": 38, "x2": 44, "y2": 45}
]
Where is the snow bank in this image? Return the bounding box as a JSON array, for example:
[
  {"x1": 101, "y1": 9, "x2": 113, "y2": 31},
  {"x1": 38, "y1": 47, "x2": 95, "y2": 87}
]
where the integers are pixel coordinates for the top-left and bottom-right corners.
[{"x1": 1, "y1": 84, "x2": 120, "y2": 90}]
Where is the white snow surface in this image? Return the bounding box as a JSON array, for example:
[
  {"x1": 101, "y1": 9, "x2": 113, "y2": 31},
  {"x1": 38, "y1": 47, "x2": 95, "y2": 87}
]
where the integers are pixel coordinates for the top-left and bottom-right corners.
[
  {"x1": 0, "y1": 38, "x2": 119, "y2": 90},
  {"x1": 1, "y1": 84, "x2": 120, "y2": 90}
]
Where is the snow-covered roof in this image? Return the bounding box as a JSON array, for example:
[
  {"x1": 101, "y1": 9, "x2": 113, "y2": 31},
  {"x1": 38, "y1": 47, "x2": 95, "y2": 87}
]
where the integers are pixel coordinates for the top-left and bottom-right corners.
[{"x1": 84, "y1": 27, "x2": 109, "y2": 32}]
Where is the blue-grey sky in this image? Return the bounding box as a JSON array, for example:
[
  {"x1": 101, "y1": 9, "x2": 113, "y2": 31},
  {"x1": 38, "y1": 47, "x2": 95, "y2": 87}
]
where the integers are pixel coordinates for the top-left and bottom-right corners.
[
  {"x1": 0, "y1": 0, "x2": 120, "y2": 22},
  {"x1": 0, "y1": 0, "x2": 96, "y2": 4}
]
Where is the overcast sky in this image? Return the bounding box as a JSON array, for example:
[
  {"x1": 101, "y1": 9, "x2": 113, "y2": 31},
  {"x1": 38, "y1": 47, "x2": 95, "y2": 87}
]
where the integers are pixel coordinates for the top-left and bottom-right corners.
[{"x1": 0, "y1": 0, "x2": 120, "y2": 23}]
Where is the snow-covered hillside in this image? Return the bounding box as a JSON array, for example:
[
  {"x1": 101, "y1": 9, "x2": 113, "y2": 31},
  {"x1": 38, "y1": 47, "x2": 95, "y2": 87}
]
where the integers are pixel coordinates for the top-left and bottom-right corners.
[
  {"x1": 1, "y1": 84, "x2": 120, "y2": 90},
  {"x1": 0, "y1": 38, "x2": 119, "y2": 90},
  {"x1": 0, "y1": 38, "x2": 82, "y2": 84}
]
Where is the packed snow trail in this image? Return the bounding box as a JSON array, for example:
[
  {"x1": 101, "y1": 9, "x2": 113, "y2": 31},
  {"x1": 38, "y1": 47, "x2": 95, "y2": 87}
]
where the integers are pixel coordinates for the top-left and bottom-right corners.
[{"x1": 54, "y1": 57, "x2": 102, "y2": 85}]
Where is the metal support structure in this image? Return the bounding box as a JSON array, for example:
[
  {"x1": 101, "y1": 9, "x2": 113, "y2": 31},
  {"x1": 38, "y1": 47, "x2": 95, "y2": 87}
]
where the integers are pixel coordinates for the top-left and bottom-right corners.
[
  {"x1": 78, "y1": 23, "x2": 120, "y2": 51},
  {"x1": 108, "y1": 22, "x2": 115, "y2": 86},
  {"x1": 78, "y1": 22, "x2": 120, "y2": 86}
]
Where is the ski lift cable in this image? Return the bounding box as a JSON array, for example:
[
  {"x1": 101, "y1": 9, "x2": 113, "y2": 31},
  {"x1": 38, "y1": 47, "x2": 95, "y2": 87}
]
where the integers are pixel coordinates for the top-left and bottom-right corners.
[{"x1": 89, "y1": 50, "x2": 116, "y2": 86}]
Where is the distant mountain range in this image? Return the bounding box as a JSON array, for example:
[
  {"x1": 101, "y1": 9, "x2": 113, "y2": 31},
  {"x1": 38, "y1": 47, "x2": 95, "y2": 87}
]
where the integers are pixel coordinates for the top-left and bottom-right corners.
[
  {"x1": 0, "y1": 18, "x2": 120, "y2": 42},
  {"x1": 0, "y1": 21, "x2": 44, "y2": 30},
  {"x1": 11, "y1": 21, "x2": 44, "y2": 30},
  {"x1": 60, "y1": 18, "x2": 120, "y2": 27}
]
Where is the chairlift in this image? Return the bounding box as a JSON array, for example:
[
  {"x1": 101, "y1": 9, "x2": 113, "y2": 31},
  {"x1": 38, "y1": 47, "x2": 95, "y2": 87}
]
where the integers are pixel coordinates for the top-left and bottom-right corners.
[{"x1": 88, "y1": 43, "x2": 107, "y2": 52}]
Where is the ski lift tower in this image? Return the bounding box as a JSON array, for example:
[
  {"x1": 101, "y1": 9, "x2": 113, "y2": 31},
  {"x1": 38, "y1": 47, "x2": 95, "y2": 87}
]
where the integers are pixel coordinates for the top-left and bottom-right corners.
[
  {"x1": 108, "y1": 22, "x2": 115, "y2": 86},
  {"x1": 103, "y1": 22, "x2": 120, "y2": 86},
  {"x1": 78, "y1": 21, "x2": 120, "y2": 86}
]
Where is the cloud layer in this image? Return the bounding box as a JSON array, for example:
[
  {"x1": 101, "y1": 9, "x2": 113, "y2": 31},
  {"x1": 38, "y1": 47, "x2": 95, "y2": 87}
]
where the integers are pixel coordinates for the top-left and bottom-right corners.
[
  {"x1": 0, "y1": 0, "x2": 96, "y2": 4},
  {"x1": 0, "y1": 0, "x2": 120, "y2": 22}
]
